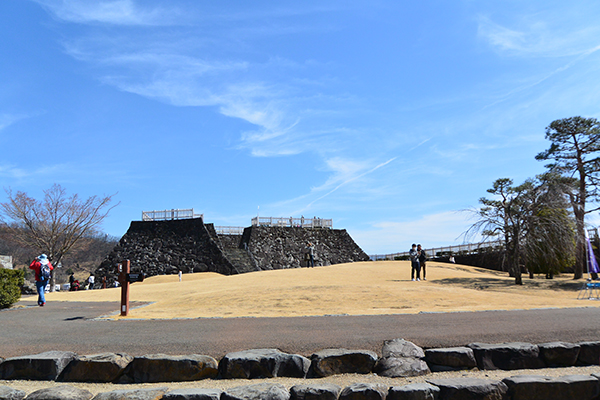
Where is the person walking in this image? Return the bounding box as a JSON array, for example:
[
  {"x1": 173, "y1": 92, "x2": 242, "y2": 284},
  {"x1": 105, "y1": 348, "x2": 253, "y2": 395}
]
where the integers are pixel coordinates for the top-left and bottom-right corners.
[
  {"x1": 29, "y1": 254, "x2": 53, "y2": 306},
  {"x1": 178, "y1": 270, "x2": 182, "y2": 282},
  {"x1": 88, "y1": 273, "x2": 95, "y2": 290},
  {"x1": 417, "y1": 244, "x2": 427, "y2": 280},
  {"x1": 69, "y1": 272, "x2": 75, "y2": 291},
  {"x1": 409, "y1": 244, "x2": 421, "y2": 281}
]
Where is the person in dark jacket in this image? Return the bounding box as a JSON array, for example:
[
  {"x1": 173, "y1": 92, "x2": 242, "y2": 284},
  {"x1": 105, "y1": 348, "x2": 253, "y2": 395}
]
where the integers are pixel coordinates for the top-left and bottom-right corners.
[
  {"x1": 409, "y1": 244, "x2": 421, "y2": 281},
  {"x1": 417, "y1": 244, "x2": 427, "y2": 280},
  {"x1": 29, "y1": 254, "x2": 54, "y2": 306}
]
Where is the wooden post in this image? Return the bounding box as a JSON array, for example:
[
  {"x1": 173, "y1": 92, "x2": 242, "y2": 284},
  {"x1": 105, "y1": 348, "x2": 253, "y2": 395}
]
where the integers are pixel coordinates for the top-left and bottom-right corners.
[{"x1": 119, "y1": 260, "x2": 130, "y2": 316}]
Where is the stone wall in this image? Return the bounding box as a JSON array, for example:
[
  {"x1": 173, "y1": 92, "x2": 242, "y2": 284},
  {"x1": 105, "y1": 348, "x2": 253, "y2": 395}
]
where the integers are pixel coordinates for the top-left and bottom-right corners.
[
  {"x1": 95, "y1": 220, "x2": 369, "y2": 283},
  {"x1": 243, "y1": 226, "x2": 370, "y2": 270},
  {"x1": 1, "y1": 340, "x2": 599, "y2": 400},
  {"x1": 95, "y1": 218, "x2": 237, "y2": 285}
]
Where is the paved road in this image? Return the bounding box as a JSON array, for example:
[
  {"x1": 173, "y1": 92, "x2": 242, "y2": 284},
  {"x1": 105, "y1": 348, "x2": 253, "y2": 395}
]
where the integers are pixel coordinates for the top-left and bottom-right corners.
[{"x1": 1, "y1": 301, "x2": 600, "y2": 358}]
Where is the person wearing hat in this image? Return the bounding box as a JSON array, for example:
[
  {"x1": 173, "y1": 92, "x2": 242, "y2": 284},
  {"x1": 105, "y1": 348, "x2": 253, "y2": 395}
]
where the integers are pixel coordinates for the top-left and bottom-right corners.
[
  {"x1": 409, "y1": 244, "x2": 421, "y2": 281},
  {"x1": 29, "y1": 254, "x2": 54, "y2": 306}
]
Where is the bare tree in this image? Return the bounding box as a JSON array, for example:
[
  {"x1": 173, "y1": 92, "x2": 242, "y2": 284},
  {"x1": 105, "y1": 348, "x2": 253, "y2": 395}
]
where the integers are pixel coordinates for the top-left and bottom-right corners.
[
  {"x1": 0, "y1": 184, "x2": 117, "y2": 290},
  {"x1": 465, "y1": 177, "x2": 575, "y2": 285}
]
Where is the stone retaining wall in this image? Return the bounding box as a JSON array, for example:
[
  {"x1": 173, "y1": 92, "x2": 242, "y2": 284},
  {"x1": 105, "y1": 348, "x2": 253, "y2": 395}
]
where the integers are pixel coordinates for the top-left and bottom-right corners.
[
  {"x1": 94, "y1": 219, "x2": 370, "y2": 283},
  {"x1": 243, "y1": 226, "x2": 370, "y2": 270},
  {"x1": 2, "y1": 340, "x2": 599, "y2": 400}
]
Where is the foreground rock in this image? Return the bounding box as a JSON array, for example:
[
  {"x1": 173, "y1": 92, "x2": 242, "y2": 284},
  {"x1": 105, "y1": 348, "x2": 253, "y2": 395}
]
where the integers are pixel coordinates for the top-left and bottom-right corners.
[
  {"x1": 121, "y1": 354, "x2": 218, "y2": 383},
  {"x1": 93, "y1": 388, "x2": 169, "y2": 400},
  {"x1": 219, "y1": 349, "x2": 310, "y2": 379},
  {"x1": 0, "y1": 351, "x2": 76, "y2": 381},
  {"x1": 537, "y1": 342, "x2": 579, "y2": 367},
  {"x1": 339, "y1": 383, "x2": 387, "y2": 400},
  {"x1": 467, "y1": 342, "x2": 544, "y2": 370},
  {"x1": 382, "y1": 339, "x2": 425, "y2": 359},
  {"x1": 25, "y1": 385, "x2": 93, "y2": 400},
  {"x1": 163, "y1": 389, "x2": 222, "y2": 400},
  {"x1": 58, "y1": 353, "x2": 133, "y2": 382},
  {"x1": 578, "y1": 341, "x2": 600, "y2": 365},
  {"x1": 427, "y1": 378, "x2": 507, "y2": 400},
  {"x1": 222, "y1": 383, "x2": 290, "y2": 400},
  {"x1": 425, "y1": 347, "x2": 477, "y2": 372},
  {"x1": 388, "y1": 383, "x2": 440, "y2": 400},
  {"x1": 0, "y1": 386, "x2": 26, "y2": 400},
  {"x1": 373, "y1": 357, "x2": 430, "y2": 378},
  {"x1": 309, "y1": 349, "x2": 377, "y2": 378},
  {"x1": 503, "y1": 374, "x2": 600, "y2": 400},
  {"x1": 290, "y1": 384, "x2": 341, "y2": 400}
]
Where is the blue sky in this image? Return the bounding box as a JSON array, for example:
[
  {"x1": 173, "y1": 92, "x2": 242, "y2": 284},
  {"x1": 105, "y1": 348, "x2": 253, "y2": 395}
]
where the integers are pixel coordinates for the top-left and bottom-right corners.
[{"x1": 2, "y1": 0, "x2": 600, "y2": 255}]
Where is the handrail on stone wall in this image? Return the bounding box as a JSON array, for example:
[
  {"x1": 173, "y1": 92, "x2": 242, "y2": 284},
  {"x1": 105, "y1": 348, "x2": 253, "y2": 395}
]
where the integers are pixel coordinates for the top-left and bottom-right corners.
[
  {"x1": 251, "y1": 216, "x2": 333, "y2": 229},
  {"x1": 142, "y1": 208, "x2": 203, "y2": 221}
]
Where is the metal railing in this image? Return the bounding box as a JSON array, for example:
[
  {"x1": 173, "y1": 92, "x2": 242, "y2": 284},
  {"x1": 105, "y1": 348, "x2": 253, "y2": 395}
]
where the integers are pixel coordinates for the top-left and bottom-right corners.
[
  {"x1": 142, "y1": 208, "x2": 203, "y2": 221},
  {"x1": 251, "y1": 216, "x2": 332, "y2": 229},
  {"x1": 215, "y1": 226, "x2": 245, "y2": 235},
  {"x1": 370, "y1": 240, "x2": 504, "y2": 261}
]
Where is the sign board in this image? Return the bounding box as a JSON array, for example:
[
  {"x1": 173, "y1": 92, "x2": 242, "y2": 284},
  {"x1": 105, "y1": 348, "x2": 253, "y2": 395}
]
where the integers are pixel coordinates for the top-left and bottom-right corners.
[{"x1": 126, "y1": 273, "x2": 145, "y2": 283}]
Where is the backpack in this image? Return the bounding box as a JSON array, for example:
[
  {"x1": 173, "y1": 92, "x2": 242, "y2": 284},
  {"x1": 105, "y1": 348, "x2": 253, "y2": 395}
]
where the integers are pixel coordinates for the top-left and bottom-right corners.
[{"x1": 40, "y1": 264, "x2": 51, "y2": 281}]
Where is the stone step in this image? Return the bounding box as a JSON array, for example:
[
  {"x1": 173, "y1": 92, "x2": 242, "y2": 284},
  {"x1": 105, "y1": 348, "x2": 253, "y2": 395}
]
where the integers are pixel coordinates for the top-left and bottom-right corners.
[{"x1": 222, "y1": 248, "x2": 257, "y2": 273}]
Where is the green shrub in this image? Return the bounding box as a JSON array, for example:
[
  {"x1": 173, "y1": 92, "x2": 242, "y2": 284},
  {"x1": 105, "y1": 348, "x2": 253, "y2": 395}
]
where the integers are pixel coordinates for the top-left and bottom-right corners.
[{"x1": 0, "y1": 268, "x2": 24, "y2": 309}]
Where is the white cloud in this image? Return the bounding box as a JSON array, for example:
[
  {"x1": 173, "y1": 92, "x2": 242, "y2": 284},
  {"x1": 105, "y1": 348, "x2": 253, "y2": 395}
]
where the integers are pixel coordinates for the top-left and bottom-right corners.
[
  {"x1": 0, "y1": 113, "x2": 29, "y2": 132},
  {"x1": 477, "y1": 15, "x2": 600, "y2": 58},
  {"x1": 352, "y1": 211, "x2": 478, "y2": 255},
  {"x1": 33, "y1": 0, "x2": 180, "y2": 26}
]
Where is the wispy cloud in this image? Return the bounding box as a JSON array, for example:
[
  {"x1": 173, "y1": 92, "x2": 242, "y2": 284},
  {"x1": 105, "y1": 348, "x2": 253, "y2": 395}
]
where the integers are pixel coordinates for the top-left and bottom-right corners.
[
  {"x1": 477, "y1": 14, "x2": 600, "y2": 58},
  {"x1": 32, "y1": 0, "x2": 181, "y2": 26},
  {"x1": 0, "y1": 114, "x2": 29, "y2": 131},
  {"x1": 352, "y1": 211, "x2": 476, "y2": 254}
]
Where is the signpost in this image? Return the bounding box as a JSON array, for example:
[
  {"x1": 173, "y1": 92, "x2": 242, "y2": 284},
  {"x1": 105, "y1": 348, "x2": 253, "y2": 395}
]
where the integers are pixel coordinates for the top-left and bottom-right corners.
[{"x1": 118, "y1": 260, "x2": 145, "y2": 316}]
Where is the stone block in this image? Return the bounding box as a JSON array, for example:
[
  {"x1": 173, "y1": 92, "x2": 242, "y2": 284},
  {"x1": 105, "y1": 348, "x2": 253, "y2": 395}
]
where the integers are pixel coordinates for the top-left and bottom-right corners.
[
  {"x1": 424, "y1": 347, "x2": 477, "y2": 371},
  {"x1": 93, "y1": 388, "x2": 169, "y2": 400},
  {"x1": 309, "y1": 349, "x2": 377, "y2": 377},
  {"x1": 0, "y1": 386, "x2": 26, "y2": 400},
  {"x1": 503, "y1": 374, "x2": 600, "y2": 400},
  {"x1": 163, "y1": 389, "x2": 222, "y2": 400},
  {"x1": 25, "y1": 385, "x2": 93, "y2": 400},
  {"x1": 0, "y1": 351, "x2": 76, "y2": 381},
  {"x1": 121, "y1": 354, "x2": 217, "y2": 383},
  {"x1": 467, "y1": 342, "x2": 544, "y2": 370},
  {"x1": 290, "y1": 384, "x2": 341, "y2": 400},
  {"x1": 219, "y1": 349, "x2": 310, "y2": 379},
  {"x1": 538, "y1": 342, "x2": 579, "y2": 367},
  {"x1": 373, "y1": 357, "x2": 430, "y2": 377},
  {"x1": 388, "y1": 383, "x2": 439, "y2": 400},
  {"x1": 222, "y1": 383, "x2": 290, "y2": 400},
  {"x1": 382, "y1": 339, "x2": 425, "y2": 359},
  {"x1": 426, "y1": 378, "x2": 507, "y2": 400},
  {"x1": 577, "y1": 341, "x2": 600, "y2": 365},
  {"x1": 58, "y1": 353, "x2": 133, "y2": 382},
  {"x1": 339, "y1": 384, "x2": 387, "y2": 400}
]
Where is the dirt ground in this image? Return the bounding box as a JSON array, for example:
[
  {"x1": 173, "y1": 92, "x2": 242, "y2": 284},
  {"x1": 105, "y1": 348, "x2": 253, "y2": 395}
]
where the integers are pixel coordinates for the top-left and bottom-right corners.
[{"x1": 29, "y1": 261, "x2": 598, "y2": 320}]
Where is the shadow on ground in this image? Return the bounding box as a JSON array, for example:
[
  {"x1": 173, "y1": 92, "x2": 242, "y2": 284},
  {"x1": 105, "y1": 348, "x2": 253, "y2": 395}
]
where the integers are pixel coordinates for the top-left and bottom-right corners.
[{"x1": 433, "y1": 276, "x2": 583, "y2": 292}]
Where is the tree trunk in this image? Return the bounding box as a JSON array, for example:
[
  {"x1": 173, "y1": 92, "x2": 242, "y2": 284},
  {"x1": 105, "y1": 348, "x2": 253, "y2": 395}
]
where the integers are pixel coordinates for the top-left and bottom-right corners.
[{"x1": 574, "y1": 212, "x2": 585, "y2": 280}]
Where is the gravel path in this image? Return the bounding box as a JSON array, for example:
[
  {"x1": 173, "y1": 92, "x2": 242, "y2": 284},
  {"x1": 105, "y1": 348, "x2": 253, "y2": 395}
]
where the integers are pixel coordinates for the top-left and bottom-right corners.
[{"x1": 1, "y1": 301, "x2": 600, "y2": 358}]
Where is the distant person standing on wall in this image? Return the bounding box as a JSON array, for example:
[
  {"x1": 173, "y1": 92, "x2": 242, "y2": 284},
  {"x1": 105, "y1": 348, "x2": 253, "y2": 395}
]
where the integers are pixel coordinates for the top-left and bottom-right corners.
[
  {"x1": 409, "y1": 244, "x2": 421, "y2": 281},
  {"x1": 417, "y1": 244, "x2": 427, "y2": 280},
  {"x1": 29, "y1": 254, "x2": 53, "y2": 306}
]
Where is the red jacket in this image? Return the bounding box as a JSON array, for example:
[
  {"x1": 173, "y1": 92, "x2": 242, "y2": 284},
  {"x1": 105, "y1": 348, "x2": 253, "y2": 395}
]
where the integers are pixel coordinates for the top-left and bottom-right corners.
[{"x1": 29, "y1": 260, "x2": 54, "y2": 282}]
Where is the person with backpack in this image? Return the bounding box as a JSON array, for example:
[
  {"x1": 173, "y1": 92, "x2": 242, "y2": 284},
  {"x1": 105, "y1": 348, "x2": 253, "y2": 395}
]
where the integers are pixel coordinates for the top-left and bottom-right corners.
[
  {"x1": 409, "y1": 243, "x2": 421, "y2": 281},
  {"x1": 29, "y1": 254, "x2": 54, "y2": 306}
]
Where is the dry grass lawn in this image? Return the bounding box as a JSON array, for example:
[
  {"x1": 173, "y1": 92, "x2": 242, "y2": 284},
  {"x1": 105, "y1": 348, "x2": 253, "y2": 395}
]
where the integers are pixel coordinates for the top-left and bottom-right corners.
[{"x1": 35, "y1": 261, "x2": 599, "y2": 319}]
